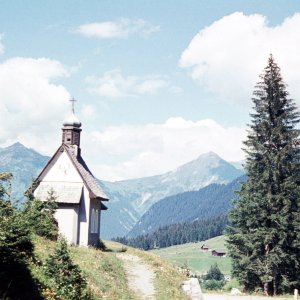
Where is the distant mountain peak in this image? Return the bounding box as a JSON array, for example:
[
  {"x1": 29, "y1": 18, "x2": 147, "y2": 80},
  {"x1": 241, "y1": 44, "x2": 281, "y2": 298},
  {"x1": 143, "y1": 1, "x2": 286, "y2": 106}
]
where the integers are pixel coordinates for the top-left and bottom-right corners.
[
  {"x1": 9, "y1": 142, "x2": 26, "y2": 149},
  {"x1": 174, "y1": 152, "x2": 227, "y2": 173},
  {"x1": 0, "y1": 142, "x2": 50, "y2": 202},
  {"x1": 2, "y1": 142, "x2": 48, "y2": 158},
  {"x1": 101, "y1": 150, "x2": 244, "y2": 238},
  {"x1": 3, "y1": 142, "x2": 31, "y2": 152},
  {"x1": 196, "y1": 151, "x2": 221, "y2": 160}
]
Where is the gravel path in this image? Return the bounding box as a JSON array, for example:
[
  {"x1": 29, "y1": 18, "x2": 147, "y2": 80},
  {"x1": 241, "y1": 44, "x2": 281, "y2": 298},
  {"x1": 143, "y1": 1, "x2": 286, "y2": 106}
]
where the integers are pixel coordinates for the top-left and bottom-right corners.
[{"x1": 117, "y1": 253, "x2": 155, "y2": 300}]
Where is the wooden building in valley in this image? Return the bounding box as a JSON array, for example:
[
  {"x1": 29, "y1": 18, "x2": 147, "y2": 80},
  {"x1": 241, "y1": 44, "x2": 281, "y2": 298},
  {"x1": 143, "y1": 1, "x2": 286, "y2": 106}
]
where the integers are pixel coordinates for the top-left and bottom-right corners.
[
  {"x1": 212, "y1": 250, "x2": 226, "y2": 257},
  {"x1": 200, "y1": 243, "x2": 210, "y2": 251}
]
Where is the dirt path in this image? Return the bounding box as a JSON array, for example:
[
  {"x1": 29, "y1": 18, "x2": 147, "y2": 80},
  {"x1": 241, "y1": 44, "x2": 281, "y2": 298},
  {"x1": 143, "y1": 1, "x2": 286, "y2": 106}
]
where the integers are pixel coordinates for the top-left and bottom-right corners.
[{"x1": 117, "y1": 253, "x2": 155, "y2": 300}]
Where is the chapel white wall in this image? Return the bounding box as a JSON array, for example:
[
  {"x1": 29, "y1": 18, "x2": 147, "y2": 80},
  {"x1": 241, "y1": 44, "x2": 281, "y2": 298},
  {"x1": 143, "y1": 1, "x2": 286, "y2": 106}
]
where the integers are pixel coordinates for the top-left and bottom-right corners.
[
  {"x1": 42, "y1": 152, "x2": 82, "y2": 183},
  {"x1": 78, "y1": 186, "x2": 90, "y2": 246},
  {"x1": 55, "y1": 206, "x2": 79, "y2": 245},
  {"x1": 88, "y1": 198, "x2": 102, "y2": 246}
]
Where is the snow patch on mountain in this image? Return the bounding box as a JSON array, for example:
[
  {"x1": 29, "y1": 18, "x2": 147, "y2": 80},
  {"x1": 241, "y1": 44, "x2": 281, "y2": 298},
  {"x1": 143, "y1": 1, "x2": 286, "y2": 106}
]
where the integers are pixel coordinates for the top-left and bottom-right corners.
[{"x1": 138, "y1": 192, "x2": 152, "y2": 206}]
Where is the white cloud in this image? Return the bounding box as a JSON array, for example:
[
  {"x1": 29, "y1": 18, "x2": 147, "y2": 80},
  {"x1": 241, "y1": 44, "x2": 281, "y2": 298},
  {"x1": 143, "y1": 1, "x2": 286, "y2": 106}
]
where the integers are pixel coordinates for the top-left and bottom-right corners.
[
  {"x1": 76, "y1": 18, "x2": 160, "y2": 39},
  {"x1": 86, "y1": 69, "x2": 175, "y2": 98},
  {"x1": 180, "y1": 12, "x2": 300, "y2": 107},
  {"x1": 81, "y1": 104, "x2": 97, "y2": 119},
  {"x1": 0, "y1": 34, "x2": 4, "y2": 54},
  {"x1": 82, "y1": 117, "x2": 246, "y2": 181},
  {"x1": 0, "y1": 57, "x2": 70, "y2": 154}
]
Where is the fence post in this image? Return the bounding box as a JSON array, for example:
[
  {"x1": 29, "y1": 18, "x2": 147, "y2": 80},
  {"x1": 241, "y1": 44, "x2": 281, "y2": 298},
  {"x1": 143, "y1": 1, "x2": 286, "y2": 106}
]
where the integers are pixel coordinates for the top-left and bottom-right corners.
[{"x1": 294, "y1": 289, "x2": 298, "y2": 300}]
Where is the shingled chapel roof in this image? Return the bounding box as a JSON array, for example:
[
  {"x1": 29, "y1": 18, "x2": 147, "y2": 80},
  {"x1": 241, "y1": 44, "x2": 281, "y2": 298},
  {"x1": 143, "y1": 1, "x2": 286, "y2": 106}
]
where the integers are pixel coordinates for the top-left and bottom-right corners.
[
  {"x1": 33, "y1": 143, "x2": 108, "y2": 202},
  {"x1": 64, "y1": 144, "x2": 108, "y2": 200}
]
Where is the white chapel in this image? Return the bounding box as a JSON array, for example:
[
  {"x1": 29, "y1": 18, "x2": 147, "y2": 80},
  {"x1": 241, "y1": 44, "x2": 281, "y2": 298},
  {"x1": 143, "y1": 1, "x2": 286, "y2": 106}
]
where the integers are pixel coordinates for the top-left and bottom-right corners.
[{"x1": 32, "y1": 101, "x2": 109, "y2": 246}]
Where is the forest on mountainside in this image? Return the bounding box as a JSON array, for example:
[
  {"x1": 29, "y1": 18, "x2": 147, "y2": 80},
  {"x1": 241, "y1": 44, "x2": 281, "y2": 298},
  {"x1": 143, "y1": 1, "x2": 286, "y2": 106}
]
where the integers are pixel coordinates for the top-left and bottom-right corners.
[
  {"x1": 113, "y1": 214, "x2": 228, "y2": 250},
  {"x1": 128, "y1": 175, "x2": 245, "y2": 238}
]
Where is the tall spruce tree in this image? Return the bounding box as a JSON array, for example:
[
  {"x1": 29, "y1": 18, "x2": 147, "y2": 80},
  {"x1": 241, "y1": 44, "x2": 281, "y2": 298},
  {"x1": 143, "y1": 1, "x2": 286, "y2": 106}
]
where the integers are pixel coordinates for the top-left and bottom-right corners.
[{"x1": 227, "y1": 55, "x2": 300, "y2": 296}]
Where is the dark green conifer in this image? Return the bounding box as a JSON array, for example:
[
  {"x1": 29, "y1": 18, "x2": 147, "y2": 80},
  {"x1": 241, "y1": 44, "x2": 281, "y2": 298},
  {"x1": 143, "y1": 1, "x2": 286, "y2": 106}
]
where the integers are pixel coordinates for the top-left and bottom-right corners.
[
  {"x1": 23, "y1": 189, "x2": 58, "y2": 240},
  {"x1": 227, "y1": 55, "x2": 300, "y2": 295},
  {"x1": 204, "y1": 263, "x2": 225, "y2": 281},
  {"x1": 45, "y1": 237, "x2": 91, "y2": 300},
  {"x1": 0, "y1": 173, "x2": 42, "y2": 299}
]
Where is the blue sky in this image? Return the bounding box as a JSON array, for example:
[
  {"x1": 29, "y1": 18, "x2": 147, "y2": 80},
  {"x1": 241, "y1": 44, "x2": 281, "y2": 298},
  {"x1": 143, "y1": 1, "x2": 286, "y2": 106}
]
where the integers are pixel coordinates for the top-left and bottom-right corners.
[{"x1": 0, "y1": 1, "x2": 300, "y2": 180}]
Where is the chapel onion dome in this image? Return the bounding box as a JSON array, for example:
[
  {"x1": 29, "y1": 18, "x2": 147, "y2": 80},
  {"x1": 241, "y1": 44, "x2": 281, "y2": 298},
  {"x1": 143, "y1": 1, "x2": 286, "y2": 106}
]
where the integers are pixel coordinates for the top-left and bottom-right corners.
[{"x1": 63, "y1": 112, "x2": 82, "y2": 128}]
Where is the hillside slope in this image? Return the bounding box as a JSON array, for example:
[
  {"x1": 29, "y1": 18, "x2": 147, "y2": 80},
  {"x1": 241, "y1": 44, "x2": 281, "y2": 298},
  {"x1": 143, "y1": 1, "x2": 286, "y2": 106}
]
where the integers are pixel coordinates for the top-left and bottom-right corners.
[
  {"x1": 101, "y1": 152, "x2": 243, "y2": 238},
  {"x1": 0, "y1": 142, "x2": 243, "y2": 238},
  {"x1": 0, "y1": 143, "x2": 49, "y2": 201},
  {"x1": 31, "y1": 236, "x2": 188, "y2": 299},
  {"x1": 128, "y1": 175, "x2": 246, "y2": 237},
  {"x1": 152, "y1": 235, "x2": 231, "y2": 275}
]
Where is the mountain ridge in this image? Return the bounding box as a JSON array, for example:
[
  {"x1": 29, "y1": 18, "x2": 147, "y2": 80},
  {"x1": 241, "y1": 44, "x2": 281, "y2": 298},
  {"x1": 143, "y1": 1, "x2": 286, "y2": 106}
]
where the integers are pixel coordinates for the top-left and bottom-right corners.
[
  {"x1": 0, "y1": 142, "x2": 244, "y2": 238},
  {"x1": 100, "y1": 151, "x2": 244, "y2": 238},
  {"x1": 127, "y1": 175, "x2": 246, "y2": 238},
  {"x1": 0, "y1": 142, "x2": 49, "y2": 201}
]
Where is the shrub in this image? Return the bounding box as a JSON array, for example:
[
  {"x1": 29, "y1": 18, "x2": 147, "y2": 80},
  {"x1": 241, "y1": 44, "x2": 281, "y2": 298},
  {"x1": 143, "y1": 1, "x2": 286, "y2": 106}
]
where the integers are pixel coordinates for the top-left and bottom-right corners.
[
  {"x1": 23, "y1": 189, "x2": 58, "y2": 240},
  {"x1": 120, "y1": 246, "x2": 127, "y2": 253},
  {"x1": 201, "y1": 263, "x2": 225, "y2": 291},
  {"x1": 203, "y1": 279, "x2": 225, "y2": 290},
  {"x1": 204, "y1": 263, "x2": 225, "y2": 281},
  {"x1": 0, "y1": 197, "x2": 42, "y2": 299},
  {"x1": 98, "y1": 239, "x2": 107, "y2": 251},
  {"x1": 44, "y1": 237, "x2": 91, "y2": 300}
]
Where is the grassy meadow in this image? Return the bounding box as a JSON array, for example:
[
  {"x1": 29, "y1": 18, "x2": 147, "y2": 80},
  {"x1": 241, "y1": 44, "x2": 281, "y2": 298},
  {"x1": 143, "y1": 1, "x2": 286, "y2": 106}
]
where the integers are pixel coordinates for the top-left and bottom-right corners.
[
  {"x1": 30, "y1": 236, "x2": 187, "y2": 300},
  {"x1": 151, "y1": 235, "x2": 232, "y2": 276}
]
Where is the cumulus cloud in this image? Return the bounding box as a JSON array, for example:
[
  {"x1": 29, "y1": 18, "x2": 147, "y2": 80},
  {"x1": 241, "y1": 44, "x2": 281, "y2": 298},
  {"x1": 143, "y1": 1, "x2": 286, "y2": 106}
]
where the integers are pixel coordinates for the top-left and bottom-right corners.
[
  {"x1": 75, "y1": 18, "x2": 160, "y2": 39},
  {"x1": 81, "y1": 104, "x2": 97, "y2": 119},
  {"x1": 180, "y1": 12, "x2": 300, "y2": 106},
  {"x1": 82, "y1": 117, "x2": 246, "y2": 181},
  {"x1": 0, "y1": 57, "x2": 70, "y2": 153},
  {"x1": 86, "y1": 69, "x2": 176, "y2": 98}
]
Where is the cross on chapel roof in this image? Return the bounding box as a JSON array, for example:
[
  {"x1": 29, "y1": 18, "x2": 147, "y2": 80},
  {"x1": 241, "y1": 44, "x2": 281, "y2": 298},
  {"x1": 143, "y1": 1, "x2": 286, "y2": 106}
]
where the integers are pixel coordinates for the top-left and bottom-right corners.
[
  {"x1": 70, "y1": 97, "x2": 77, "y2": 114},
  {"x1": 62, "y1": 97, "x2": 81, "y2": 128}
]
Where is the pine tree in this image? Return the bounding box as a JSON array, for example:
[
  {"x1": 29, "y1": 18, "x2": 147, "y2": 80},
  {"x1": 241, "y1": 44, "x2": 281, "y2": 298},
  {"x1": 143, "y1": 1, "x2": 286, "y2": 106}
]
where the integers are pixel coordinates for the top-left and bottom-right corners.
[
  {"x1": 0, "y1": 172, "x2": 13, "y2": 200},
  {"x1": 204, "y1": 263, "x2": 225, "y2": 281},
  {"x1": 23, "y1": 189, "x2": 58, "y2": 240},
  {"x1": 202, "y1": 263, "x2": 225, "y2": 290},
  {"x1": 227, "y1": 55, "x2": 300, "y2": 295},
  {"x1": 45, "y1": 237, "x2": 91, "y2": 300}
]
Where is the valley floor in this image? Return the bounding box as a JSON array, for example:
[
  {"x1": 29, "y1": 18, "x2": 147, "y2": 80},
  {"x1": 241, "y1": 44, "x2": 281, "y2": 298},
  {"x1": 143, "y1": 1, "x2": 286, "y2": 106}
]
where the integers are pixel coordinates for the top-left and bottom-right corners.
[{"x1": 151, "y1": 235, "x2": 231, "y2": 275}]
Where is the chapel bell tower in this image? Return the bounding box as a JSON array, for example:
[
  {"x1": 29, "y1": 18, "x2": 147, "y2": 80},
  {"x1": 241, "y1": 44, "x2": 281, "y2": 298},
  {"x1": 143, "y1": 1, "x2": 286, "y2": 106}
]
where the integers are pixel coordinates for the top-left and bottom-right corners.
[{"x1": 62, "y1": 98, "x2": 82, "y2": 148}]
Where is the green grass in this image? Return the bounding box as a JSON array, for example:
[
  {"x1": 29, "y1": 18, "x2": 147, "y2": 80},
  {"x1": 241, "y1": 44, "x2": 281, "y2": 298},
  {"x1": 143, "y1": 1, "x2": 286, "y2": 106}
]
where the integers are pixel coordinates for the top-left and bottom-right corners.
[
  {"x1": 30, "y1": 236, "x2": 135, "y2": 299},
  {"x1": 106, "y1": 240, "x2": 189, "y2": 300},
  {"x1": 30, "y1": 237, "x2": 188, "y2": 299},
  {"x1": 151, "y1": 235, "x2": 232, "y2": 276}
]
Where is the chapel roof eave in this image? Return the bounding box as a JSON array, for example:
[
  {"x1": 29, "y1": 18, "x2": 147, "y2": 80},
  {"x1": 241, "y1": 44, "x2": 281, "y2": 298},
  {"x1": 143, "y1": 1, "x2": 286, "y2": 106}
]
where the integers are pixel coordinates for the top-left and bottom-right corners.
[
  {"x1": 29, "y1": 143, "x2": 109, "y2": 202},
  {"x1": 89, "y1": 193, "x2": 109, "y2": 201},
  {"x1": 63, "y1": 144, "x2": 109, "y2": 201},
  {"x1": 101, "y1": 203, "x2": 108, "y2": 210}
]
